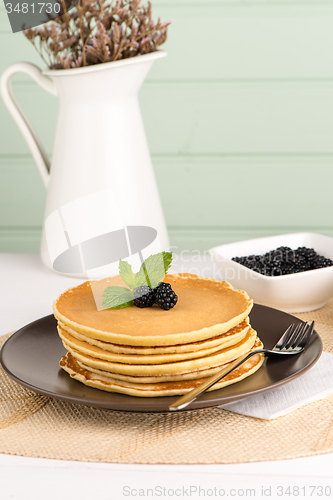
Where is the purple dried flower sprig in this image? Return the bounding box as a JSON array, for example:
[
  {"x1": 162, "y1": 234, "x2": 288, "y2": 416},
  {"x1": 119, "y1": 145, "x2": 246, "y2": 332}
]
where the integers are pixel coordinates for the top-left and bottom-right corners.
[{"x1": 24, "y1": 0, "x2": 170, "y2": 70}]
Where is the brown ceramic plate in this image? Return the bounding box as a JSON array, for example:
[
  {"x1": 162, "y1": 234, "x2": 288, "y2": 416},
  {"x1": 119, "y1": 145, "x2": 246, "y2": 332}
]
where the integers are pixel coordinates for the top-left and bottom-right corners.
[{"x1": 0, "y1": 305, "x2": 322, "y2": 412}]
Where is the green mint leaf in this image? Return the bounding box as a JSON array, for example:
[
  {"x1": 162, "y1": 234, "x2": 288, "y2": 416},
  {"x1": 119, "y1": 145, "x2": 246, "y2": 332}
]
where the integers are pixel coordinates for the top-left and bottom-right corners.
[
  {"x1": 102, "y1": 286, "x2": 134, "y2": 309},
  {"x1": 134, "y1": 266, "x2": 149, "y2": 289},
  {"x1": 162, "y1": 251, "x2": 173, "y2": 274},
  {"x1": 119, "y1": 259, "x2": 136, "y2": 290},
  {"x1": 134, "y1": 251, "x2": 173, "y2": 289}
]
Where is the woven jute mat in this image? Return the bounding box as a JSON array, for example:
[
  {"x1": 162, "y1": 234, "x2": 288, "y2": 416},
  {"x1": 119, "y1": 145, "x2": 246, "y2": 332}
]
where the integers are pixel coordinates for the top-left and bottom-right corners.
[{"x1": 2, "y1": 302, "x2": 333, "y2": 464}]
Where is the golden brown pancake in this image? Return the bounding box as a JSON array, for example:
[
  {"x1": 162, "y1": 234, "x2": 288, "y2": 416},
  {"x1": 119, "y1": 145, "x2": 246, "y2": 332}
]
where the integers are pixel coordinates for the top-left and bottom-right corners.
[
  {"x1": 53, "y1": 273, "x2": 253, "y2": 346},
  {"x1": 60, "y1": 338, "x2": 264, "y2": 397},
  {"x1": 57, "y1": 318, "x2": 250, "y2": 355},
  {"x1": 70, "y1": 348, "x2": 260, "y2": 383},
  {"x1": 61, "y1": 327, "x2": 257, "y2": 376},
  {"x1": 57, "y1": 322, "x2": 250, "y2": 364}
]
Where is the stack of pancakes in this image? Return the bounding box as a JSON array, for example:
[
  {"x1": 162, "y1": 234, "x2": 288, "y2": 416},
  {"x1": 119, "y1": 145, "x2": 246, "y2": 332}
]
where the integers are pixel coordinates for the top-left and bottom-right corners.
[{"x1": 54, "y1": 273, "x2": 264, "y2": 397}]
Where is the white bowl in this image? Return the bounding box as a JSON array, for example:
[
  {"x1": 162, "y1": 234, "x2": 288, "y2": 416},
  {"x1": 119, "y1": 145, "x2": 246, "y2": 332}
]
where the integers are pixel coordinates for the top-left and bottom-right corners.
[{"x1": 209, "y1": 232, "x2": 333, "y2": 313}]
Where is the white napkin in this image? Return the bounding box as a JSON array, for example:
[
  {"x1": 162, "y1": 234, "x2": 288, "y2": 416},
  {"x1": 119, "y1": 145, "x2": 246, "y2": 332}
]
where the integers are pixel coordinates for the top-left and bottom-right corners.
[{"x1": 220, "y1": 351, "x2": 333, "y2": 420}]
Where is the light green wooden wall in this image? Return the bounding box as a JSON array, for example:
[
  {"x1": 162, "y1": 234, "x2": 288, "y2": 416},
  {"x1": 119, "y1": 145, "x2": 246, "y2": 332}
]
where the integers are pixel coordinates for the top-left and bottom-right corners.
[{"x1": 1, "y1": 1, "x2": 333, "y2": 253}]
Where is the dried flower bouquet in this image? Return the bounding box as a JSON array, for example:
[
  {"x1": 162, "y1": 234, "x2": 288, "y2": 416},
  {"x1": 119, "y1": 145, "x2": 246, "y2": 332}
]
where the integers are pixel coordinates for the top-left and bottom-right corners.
[{"x1": 24, "y1": 0, "x2": 170, "y2": 70}]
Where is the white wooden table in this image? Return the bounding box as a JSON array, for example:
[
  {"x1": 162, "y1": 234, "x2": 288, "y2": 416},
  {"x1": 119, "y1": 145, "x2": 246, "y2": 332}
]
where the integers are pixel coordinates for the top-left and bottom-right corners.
[{"x1": 1, "y1": 254, "x2": 333, "y2": 500}]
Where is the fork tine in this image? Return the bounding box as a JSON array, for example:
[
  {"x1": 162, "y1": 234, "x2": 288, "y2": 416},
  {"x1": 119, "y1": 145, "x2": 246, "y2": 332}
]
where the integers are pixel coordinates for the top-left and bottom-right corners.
[
  {"x1": 274, "y1": 323, "x2": 297, "y2": 350},
  {"x1": 287, "y1": 322, "x2": 308, "y2": 349},
  {"x1": 284, "y1": 322, "x2": 305, "y2": 349},
  {"x1": 293, "y1": 320, "x2": 315, "y2": 350}
]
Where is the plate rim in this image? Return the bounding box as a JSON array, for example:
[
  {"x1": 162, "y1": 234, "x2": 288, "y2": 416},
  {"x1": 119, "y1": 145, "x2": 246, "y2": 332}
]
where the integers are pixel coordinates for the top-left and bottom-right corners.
[{"x1": 0, "y1": 305, "x2": 323, "y2": 412}]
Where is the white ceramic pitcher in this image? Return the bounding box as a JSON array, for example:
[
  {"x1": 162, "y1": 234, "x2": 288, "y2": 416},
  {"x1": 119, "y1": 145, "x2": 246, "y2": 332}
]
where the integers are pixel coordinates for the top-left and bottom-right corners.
[{"x1": 0, "y1": 51, "x2": 169, "y2": 277}]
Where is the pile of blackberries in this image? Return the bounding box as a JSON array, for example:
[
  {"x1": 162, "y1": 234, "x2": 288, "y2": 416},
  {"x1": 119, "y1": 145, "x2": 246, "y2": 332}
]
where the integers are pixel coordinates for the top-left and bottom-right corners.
[
  {"x1": 134, "y1": 282, "x2": 178, "y2": 310},
  {"x1": 232, "y1": 246, "x2": 333, "y2": 277}
]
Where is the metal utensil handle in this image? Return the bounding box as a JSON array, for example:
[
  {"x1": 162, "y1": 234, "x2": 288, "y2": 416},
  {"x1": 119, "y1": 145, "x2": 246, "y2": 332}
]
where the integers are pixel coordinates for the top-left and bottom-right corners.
[{"x1": 169, "y1": 349, "x2": 263, "y2": 411}]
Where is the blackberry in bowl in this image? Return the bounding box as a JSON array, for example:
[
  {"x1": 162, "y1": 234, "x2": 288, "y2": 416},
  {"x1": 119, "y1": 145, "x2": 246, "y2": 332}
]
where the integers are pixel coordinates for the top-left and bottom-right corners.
[
  {"x1": 209, "y1": 233, "x2": 333, "y2": 313},
  {"x1": 232, "y1": 246, "x2": 333, "y2": 277}
]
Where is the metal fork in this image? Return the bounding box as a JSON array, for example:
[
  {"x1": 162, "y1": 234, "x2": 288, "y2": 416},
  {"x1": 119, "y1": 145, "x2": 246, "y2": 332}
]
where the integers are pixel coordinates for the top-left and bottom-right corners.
[{"x1": 169, "y1": 320, "x2": 315, "y2": 411}]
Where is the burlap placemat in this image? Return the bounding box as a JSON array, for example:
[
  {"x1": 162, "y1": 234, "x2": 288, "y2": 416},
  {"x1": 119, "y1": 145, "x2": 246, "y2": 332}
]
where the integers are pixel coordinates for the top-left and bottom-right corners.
[{"x1": 1, "y1": 301, "x2": 333, "y2": 464}]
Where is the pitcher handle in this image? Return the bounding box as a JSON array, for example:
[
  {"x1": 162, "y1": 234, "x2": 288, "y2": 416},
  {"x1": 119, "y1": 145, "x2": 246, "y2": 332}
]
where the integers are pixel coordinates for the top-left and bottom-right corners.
[{"x1": 0, "y1": 62, "x2": 57, "y2": 188}]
